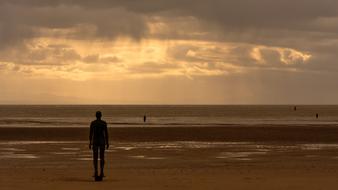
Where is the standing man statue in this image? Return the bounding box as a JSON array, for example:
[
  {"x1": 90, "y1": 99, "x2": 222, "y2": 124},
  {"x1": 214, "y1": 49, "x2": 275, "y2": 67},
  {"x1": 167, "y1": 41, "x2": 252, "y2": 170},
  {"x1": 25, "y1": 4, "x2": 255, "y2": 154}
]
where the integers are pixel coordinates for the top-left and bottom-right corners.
[{"x1": 89, "y1": 111, "x2": 109, "y2": 181}]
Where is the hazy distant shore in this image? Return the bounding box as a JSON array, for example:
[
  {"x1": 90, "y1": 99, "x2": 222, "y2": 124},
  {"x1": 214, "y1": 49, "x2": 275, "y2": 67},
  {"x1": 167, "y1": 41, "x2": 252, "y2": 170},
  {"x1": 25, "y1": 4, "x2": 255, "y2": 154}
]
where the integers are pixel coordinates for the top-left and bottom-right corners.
[{"x1": 1, "y1": 125, "x2": 338, "y2": 142}]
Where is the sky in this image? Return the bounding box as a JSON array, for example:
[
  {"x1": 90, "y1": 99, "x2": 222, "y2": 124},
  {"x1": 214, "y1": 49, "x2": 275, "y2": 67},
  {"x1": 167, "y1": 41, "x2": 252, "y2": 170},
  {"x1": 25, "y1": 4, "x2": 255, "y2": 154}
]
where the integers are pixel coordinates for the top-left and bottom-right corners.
[{"x1": 0, "y1": 0, "x2": 338, "y2": 104}]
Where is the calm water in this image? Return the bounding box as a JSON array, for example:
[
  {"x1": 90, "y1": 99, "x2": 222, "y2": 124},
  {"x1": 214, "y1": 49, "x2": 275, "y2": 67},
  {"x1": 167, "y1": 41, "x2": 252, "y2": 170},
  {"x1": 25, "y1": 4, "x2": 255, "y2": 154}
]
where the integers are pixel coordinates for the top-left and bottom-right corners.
[{"x1": 0, "y1": 105, "x2": 338, "y2": 128}]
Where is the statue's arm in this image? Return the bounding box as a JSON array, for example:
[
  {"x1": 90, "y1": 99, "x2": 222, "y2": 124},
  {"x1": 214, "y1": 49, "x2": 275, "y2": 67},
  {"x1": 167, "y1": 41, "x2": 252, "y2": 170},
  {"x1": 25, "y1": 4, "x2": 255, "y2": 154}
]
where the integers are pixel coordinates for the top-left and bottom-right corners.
[
  {"x1": 89, "y1": 123, "x2": 93, "y2": 149},
  {"x1": 105, "y1": 123, "x2": 109, "y2": 148}
]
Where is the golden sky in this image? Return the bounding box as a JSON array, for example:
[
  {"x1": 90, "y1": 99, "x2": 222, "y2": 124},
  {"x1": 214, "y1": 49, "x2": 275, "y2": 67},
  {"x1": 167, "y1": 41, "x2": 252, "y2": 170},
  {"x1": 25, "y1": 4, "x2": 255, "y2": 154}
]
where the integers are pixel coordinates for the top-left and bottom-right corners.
[{"x1": 0, "y1": 0, "x2": 337, "y2": 104}]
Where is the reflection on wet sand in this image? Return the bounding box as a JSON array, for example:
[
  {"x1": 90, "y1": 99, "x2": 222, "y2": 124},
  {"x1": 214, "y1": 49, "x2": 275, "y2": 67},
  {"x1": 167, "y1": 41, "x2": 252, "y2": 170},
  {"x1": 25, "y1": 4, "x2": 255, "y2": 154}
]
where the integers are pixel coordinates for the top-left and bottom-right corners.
[
  {"x1": 51, "y1": 152, "x2": 77, "y2": 155},
  {"x1": 216, "y1": 151, "x2": 267, "y2": 160},
  {"x1": 0, "y1": 152, "x2": 38, "y2": 159},
  {"x1": 61, "y1": 147, "x2": 80, "y2": 151},
  {"x1": 129, "y1": 155, "x2": 166, "y2": 160},
  {"x1": 75, "y1": 157, "x2": 92, "y2": 161},
  {"x1": 300, "y1": 144, "x2": 338, "y2": 150}
]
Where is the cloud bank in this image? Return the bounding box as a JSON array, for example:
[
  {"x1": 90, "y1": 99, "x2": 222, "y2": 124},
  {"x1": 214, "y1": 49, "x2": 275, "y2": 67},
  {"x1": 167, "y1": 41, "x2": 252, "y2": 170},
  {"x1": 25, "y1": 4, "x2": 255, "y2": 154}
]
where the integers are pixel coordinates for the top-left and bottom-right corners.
[{"x1": 0, "y1": 0, "x2": 337, "y2": 104}]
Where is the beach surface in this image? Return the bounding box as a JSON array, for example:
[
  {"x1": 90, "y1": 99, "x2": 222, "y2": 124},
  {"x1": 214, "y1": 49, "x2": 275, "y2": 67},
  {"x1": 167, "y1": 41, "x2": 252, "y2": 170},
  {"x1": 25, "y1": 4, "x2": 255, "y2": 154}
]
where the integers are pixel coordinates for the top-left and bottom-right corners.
[{"x1": 1, "y1": 126, "x2": 338, "y2": 189}]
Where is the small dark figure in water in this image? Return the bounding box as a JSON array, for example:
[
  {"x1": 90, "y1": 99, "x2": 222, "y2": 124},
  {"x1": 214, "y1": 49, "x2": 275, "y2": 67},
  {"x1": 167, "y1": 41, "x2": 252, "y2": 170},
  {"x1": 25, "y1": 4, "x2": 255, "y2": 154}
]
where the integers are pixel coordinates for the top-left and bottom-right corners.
[
  {"x1": 143, "y1": 115, "x2": 147, "y2": 123},
  {"x1": 294, "y1": 106, "x2": 297, "y2": 111},
  {"x1": 316, "y1": 113, "x2": 319, "y2": 119},
  {"x1": 89, "y1": 111, "x2": 109, "y2": 180}
]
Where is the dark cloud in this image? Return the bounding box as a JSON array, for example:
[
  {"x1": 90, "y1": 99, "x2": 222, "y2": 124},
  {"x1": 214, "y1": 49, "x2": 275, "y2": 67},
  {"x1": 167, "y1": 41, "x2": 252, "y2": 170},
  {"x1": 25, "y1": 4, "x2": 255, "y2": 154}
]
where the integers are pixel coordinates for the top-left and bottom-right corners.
[
  {"x1": 0, "y1": 1, "x2": 148, "y2": 49},
  {"x1": 2, "y1": 0, "x2": 338, "y2": 50},
  {"x1": 0, "y1": 44, "x2": 81, "y2": 65},
  {"x1": 82, "y1": 54, "x2": 99, "y2": 63}
]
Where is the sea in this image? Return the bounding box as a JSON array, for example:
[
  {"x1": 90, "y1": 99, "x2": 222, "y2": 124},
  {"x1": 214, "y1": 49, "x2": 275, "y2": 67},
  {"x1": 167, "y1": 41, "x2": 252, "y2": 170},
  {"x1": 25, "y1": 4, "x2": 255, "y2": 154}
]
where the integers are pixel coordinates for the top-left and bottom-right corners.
[{"x1": 0, "y1": 105, "x2": 338, "y2": 128}]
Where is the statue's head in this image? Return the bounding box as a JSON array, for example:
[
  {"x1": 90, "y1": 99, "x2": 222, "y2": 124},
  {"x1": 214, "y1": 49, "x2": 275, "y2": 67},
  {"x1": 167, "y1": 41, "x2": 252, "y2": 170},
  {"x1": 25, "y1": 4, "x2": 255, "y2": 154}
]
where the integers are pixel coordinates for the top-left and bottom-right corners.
[{"x1": 96, "y1": 111, "x2": 102, "y2": 119}]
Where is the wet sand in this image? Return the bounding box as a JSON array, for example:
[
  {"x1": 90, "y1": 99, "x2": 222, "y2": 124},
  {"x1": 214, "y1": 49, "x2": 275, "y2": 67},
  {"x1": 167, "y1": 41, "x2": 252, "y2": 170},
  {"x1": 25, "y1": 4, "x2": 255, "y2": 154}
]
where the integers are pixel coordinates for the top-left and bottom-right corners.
[
  {"x1": 2, "y1": 126, "x2": 338, "y2": 189},
  {"x1": 1, "y1": 125, "x2": 338, "y2": 142}
]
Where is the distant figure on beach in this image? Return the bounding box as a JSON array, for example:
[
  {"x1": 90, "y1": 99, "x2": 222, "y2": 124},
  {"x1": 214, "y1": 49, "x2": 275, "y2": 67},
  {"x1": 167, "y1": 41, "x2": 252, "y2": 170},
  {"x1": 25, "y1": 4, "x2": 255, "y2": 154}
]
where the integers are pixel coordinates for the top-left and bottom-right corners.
[
  {"x1": 144, "y1": 114, "x2": 147, "y2": 123},
  {"x1": 294, "y1": 106, "x2": 297, "y2": 111},
  {"x1": 89, "y1": 111, "x2": 109, "y2": 180},
  {"x1": 316, "y1": 113, "x2": 319, "y2": 119}
]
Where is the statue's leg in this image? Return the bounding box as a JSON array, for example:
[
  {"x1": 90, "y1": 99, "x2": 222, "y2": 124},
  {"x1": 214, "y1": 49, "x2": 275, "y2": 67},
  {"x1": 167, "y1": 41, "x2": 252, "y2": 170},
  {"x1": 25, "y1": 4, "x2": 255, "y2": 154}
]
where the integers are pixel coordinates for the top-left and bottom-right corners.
[
  {"x1": 99, "y1": 146, "x2": 105, "y2": 177},
  {"x1": 93, "y1": 146, "x2": 98, "y2": 176}
]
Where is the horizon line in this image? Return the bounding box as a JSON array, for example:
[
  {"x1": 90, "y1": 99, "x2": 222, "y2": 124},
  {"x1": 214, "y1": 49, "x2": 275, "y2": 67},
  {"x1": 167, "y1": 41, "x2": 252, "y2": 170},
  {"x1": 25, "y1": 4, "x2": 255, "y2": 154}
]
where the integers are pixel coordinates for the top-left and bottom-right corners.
[{"x1": 0, "y1": 103, "x2": 338, "y2": 106}]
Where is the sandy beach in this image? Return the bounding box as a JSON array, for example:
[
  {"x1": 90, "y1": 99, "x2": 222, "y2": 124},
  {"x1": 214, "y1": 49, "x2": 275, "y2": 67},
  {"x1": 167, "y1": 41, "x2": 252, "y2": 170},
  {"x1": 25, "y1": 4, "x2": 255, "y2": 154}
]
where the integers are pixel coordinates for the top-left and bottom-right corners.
[{"x1": 1, "y1": 126, "x2": 338, "y2": 189}]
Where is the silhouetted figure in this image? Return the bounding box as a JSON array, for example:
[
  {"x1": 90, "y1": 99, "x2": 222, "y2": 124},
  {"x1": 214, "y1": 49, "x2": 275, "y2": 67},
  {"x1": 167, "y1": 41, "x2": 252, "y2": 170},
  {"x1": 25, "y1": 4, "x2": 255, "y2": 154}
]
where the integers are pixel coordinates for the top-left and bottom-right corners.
[
  {"x1": 294, "y1": 106, "x2": 297, "y2": 111},
  {"x1": 144, "y1": 114, "x2": 147, "y2": 123},
  {"x1": 316, "y1": 113, "x2": 319, "y2": 119},
  {"x1": 89, "y1": 111, "x2": 109, "y2": 181}
]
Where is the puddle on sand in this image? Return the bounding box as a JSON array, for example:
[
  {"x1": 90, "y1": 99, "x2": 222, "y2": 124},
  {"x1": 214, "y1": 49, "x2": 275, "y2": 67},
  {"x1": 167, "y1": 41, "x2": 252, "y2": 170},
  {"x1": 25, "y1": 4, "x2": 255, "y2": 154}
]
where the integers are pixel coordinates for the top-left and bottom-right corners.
[
  {"x1": 61, "y1": 147, "x2": 80, "y2": 151},
  {"x1": 216, "y1": 151, "x2": 267, "y2": 160},
  {"x1": 129, "y1": 155, "x2": 165, "y2": 160},
  {"x1": 0, "y1": 148, "x2": 25, "y2": 152},
  {"x1": 51, "y1": 152, "x2": 77, "y2": 155},
  {"x1": 305, "y1": 155, "x2": 319, "y2": 158},
  {"x1": 299, "y1": 144, "x2": 338, "y2": 150},
  {"x1": 75, "y1": 157, "x2": 92, "y2": 161},
  {"x1": 115, "y1": 146, "x2": 135, "y2": 151},
  {"x1": 0, "y1": 152, "x2": 38, "y2": 159}
]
